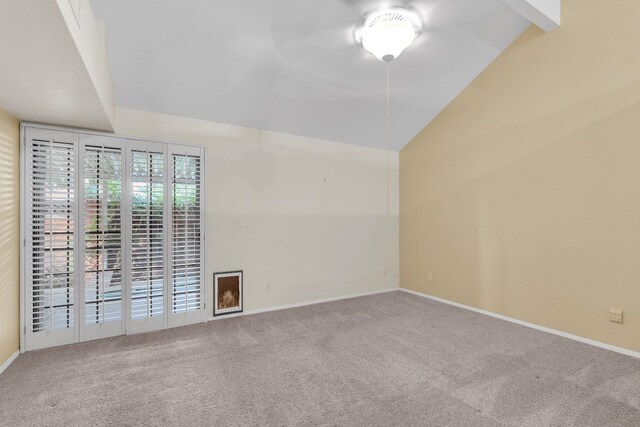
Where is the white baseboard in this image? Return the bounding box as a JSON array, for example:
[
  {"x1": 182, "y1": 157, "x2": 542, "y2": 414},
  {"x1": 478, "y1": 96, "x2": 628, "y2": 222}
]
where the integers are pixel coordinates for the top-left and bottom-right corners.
[
  {"x1": 208, "y1": 287, "x2": 399, "y2": 321},
  {"x1": 0, "y1": 350, "x2": 19, "y2": 376},
  {"x1": 401, "y1": 288, "x2": 640, "y2": 360}
]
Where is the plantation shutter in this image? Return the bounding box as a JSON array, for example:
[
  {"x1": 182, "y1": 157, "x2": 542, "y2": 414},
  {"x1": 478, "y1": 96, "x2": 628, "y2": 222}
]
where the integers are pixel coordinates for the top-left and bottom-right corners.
[
  {"x1": 23, "y1": 125, "x2": 205, "y2": 350},
  {"x1": 170, "y1": 150, "x2": 203, "y2": 314},
  {"x1": 82, "y1": 141, "x2": 124, "y2": 326},
  {"x1": 26, "y1": 129, "x2": 78, "y2": 349},
  {"x1": 129, "y1": 148, "x2": 166, "y2": 320}
]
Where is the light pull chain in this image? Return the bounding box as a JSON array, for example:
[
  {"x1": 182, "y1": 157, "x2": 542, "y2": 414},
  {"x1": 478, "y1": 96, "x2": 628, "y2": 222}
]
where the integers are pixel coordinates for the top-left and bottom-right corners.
[{"x1": 386, "y1": 62, "x2": 391, "y2": 218}]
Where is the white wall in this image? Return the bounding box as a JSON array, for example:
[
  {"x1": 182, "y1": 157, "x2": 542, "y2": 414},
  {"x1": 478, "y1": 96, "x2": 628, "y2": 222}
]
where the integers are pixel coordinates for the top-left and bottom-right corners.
[{"x1": 115, "y1": 107, "x2": 399, "y2": 313}]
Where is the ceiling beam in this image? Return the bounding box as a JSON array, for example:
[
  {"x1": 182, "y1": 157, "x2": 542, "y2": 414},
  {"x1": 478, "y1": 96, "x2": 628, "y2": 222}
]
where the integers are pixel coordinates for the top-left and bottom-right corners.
[
  {"x1": 0, "y1": 0, "x2": 115, "y2": 131},
  {"x1": 501, "y1": 0, "x2": 561, "y2": 32}
]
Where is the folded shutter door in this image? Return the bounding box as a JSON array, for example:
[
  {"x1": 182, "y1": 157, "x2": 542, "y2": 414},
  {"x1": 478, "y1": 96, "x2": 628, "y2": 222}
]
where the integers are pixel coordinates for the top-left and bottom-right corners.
[
  {"x1": 127, "y1": 142, "x2": 167, "y2": 334},
  {"x1": 79, "y1": 135, "x2": 125, "y2": 341},
  {"x1": 25, "y1": 128, "x2": 78, "y2": 350},
  {"x1": 169, "y1": 145, "x2": 204, "y2": 327}
]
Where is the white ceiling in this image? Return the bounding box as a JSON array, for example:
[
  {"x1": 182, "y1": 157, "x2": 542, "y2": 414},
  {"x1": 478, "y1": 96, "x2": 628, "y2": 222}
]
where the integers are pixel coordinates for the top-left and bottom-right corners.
[{"x1": 91, "y1": 0, "x2": 530, "y2": 150}]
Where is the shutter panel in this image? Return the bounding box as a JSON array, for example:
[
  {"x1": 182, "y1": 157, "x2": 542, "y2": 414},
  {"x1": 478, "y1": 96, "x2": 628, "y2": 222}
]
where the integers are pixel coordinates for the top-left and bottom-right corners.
[
  {"x1": 171, "y1": 152, "x2": 202, "y2": 313},
  {"x1": 27, "y1": 131, "x2": 77, "y2": 341},
  {"x1": 83, "y1": 143, "x2": 123, "y2": 325},
  {"x1": 130, "y1": 149, "x2": 165, "y2": 319}
]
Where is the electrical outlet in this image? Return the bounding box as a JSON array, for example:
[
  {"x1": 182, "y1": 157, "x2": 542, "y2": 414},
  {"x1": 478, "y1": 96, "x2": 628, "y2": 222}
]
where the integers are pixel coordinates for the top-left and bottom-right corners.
[
  {"x1": 428, "y1": 272, "x2": 433, "y2": 282},
  {"x1": 234, "y1": 219, "x2": 242, "y2": 228},
  {"x1": 382, "y1": 269, "x2": 387, "y2": 277},
  {"x1": 265, "y1": 282, "x2": 271, "y2": 292},
  {"x1": 609, "y1": 308, "x2": 623, "y2": 324}
]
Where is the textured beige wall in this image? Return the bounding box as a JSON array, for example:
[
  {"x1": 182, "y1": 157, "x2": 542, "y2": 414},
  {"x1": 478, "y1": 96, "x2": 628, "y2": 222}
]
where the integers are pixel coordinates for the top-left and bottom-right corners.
[
  {"x1": 401, "y1": 0, "x2": 640, "y2": 352},
  {"x1": 0, "y1": 107, "x2": 20, "y2": 365}
]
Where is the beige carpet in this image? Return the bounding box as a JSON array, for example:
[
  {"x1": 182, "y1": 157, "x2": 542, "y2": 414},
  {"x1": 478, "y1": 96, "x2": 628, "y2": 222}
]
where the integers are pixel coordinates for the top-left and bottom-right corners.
[{"x1": 1, "y1": 291, "x2": 640, "y2": 426}]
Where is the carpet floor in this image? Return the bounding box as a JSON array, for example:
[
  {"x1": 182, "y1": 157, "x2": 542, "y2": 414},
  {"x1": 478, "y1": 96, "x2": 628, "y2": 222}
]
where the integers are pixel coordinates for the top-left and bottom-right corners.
[{"x1": 1, "y1": 291, "x2": 640, "y2": 426}]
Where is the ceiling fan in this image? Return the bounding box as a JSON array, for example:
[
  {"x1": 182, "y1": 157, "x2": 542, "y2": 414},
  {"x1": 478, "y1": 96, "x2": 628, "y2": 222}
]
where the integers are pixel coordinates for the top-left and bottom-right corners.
[
  {"x1": 341, "y1": 1, "x2": 423, "y2": 62},
  {"x1": 267, "y1": 0, "x2": 425, "y2": 67}
]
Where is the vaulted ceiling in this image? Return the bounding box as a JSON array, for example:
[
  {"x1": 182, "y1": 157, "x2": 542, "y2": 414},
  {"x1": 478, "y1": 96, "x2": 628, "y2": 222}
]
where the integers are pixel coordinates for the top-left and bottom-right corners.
[{"x1": 91, "y1": 0, "x2": 539, "y2": 150}]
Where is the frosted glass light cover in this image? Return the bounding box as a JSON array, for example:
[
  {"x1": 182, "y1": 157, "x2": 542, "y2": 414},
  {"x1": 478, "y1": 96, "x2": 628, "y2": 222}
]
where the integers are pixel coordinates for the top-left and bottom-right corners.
[{"x1": 362, "y1": 8, "x2": 418, "y2": 62}]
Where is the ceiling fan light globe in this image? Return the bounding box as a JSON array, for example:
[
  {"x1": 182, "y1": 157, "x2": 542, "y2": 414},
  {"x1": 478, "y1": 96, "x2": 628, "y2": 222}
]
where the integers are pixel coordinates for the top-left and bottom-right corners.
[{"x1": 362, "y1": 8, "x2": 418, "y2": 62}]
